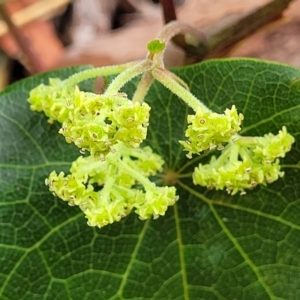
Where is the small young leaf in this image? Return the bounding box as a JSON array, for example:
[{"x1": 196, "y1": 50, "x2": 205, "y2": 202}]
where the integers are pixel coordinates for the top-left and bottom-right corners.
[{"x1": 147, "y1": 38, "x2": 166, "y2": 54}]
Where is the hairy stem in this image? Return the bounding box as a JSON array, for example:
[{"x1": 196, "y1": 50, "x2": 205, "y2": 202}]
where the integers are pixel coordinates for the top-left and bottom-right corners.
[
  {"x1": 132, "y1": 72, "x2": 154, "y2": 103},
  {"x1": 152, "y1": 68, "x2": 210, "y2": 112},
  {"x1": 104, "y1": 60, "x2": 152, "y2": 95},
  {"x1": 62, "y1": 61, "x2": 137, "y2": 87},
  {"x1": 154, "y1": 21, "x2": 205, "y2": 62}
]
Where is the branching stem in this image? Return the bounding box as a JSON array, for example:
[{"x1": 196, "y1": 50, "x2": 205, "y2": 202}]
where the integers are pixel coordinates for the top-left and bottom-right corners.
[
  {"x1": 104, "y1": 60, "x2": 152, "y2": 95},
  {"x1": 117, "y1": 159, "x2": 154, "y2": 191}
]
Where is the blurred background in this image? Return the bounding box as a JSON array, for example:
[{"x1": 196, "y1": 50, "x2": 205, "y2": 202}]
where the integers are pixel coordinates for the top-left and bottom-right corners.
[{"x1": 0, "y1": 0, "x2": 299, "y2": 89}]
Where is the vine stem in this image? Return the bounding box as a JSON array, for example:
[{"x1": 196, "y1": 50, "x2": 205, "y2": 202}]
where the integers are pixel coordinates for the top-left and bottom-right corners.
[{"x1": 159, "y1": 0, "x2": 177, "y2": 23}]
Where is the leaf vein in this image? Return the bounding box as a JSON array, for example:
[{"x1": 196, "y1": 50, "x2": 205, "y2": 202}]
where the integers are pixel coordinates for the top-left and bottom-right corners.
[
  {"x1": 174, "y1": 204, "x2": 189, "y2": 300},
  {"x1": 0, "y1": 111, "x2": 49, "y2": 163}
]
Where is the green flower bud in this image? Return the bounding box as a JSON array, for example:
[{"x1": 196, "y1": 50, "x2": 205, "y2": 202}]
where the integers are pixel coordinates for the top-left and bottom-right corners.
[
  {"x1": 46, "y1": 171, "x2": 87, "y2": 204},
  {"x1": 84, "y1": 199, "x2": 129, "y2": 227},
  {"x1": 59, "y1": 90, "x2": 116, "y2": 156}
]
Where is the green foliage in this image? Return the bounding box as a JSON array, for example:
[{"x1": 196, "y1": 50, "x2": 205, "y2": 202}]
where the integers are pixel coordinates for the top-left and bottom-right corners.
[{"x1": 1, "y1": 59, "x2": 300, "y2": 299}]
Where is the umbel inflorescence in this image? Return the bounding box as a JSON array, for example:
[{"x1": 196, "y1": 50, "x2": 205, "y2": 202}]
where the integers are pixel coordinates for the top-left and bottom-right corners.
[{"x1": 28, "y1": 22, "x2": 294, "y2": 228}]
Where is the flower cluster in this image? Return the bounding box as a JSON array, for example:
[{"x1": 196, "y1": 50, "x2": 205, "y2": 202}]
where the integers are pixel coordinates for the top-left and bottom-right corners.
[
  {"x1": 28, "y1": 31, "x2": 296, "y2": 228},
  {"x1": 60, "y1": 90, "x2": 150, "y2": 157},
  {"x1": 251, "y1": 126, "x2": 294, "y2": 161},
  {"x1": 28, "y1": 80, "x2": 151, "y2": 158},
  {"x1": 46, "y1": 145, "x2": 178, "y2": 227},
  {"x1": 180, "y1": 105, "x2": 243, "y2": 158},
  {"x1": 193, "y1": 127, "x2": 294, "y2": 195},
  {"x1": 28, "y1": 71, "x2": 180, "y2": 228},
  {"x1": 29, "y1": 78, "x2": 74, "y2": 123}
]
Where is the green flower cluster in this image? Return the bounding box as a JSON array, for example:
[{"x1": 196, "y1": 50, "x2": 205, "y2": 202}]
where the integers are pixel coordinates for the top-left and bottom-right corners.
[
  {"x1": 46, "y1": 145, "x2": 178, "y2": 227},
  {"x1": 27, "y1": 37, "x2": 296, "y2": 227},
  {"x1": 60, "y1": 90, "x2": 150, "y2": 157},
  {"x1": 180, "y1": 105, "x2": 243, "y2": 158},
  {"x1": 28, "y1": 80, "x2": 151, "y2": 158},
  {"x1": 252, "y1": 126, "x2": 294, "y2": 161},
  {"x1": 193, "y1": 127, "x2": 294, "y2": 195},
  {"x1": 29, "y1": 79, "x2": 74, "y2": 123},
  {"x1": 28, "y1": 70, "x2": 181, "y2": 228}
]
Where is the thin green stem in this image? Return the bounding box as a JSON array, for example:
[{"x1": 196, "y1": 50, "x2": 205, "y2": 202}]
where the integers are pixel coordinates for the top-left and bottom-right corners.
[
  {"x1": 208, "y1": 145, "x2": 232, "y2": 169},
  {"x1": 152, "y1": 68, "x2": 210, "y2": 112},
  {"x1": 62, "y1": 61, "x2": 137, "y2": 87},
  {"x1": 177, "y1": 172, "x2": 193, "y2": 178},
  {"x1": 117, "y1": 159, "x2": 154, "y2": 191},
  {"x1": 239, "y1": 147, "x2": 254, "y2": 163},
  {"x1": 235, "y1": 135, "x2": 259, "y2": 148},
  {"x1": 99, "y1": 164, "x2": 116, "y2": 206},
  {"x1": 132, "y1": 72, "x2": 154, "y2": 103},
  {"x1": 156, "y1": 21, "x2": 190, "y2": 45},
  {"x1": 228, "y1": 143, "x2": 239, "y2": 164},
  {"x1": 164, "y1": 69, "x2": 190, "y2": 90},
  {"x1": 104, "y1": 60, "x2": 152, "y2": 95}
]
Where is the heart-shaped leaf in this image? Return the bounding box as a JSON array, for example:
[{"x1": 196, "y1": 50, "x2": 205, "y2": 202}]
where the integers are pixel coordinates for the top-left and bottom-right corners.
[{"x1": 1, "y1": 59, "x2": 300, "y2": 299}]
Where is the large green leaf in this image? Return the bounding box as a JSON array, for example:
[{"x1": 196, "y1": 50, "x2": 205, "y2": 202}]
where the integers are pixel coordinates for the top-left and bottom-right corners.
[{"x1": 1, "y1": 59, "x2": 300, "y2": 299}]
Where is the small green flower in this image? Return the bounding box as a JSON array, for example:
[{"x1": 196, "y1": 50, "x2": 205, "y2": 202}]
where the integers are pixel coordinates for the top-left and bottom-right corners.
[
  {"x1": 84, "y1": 198, "x2": 130, "y2": 227},
  {"x1": 180, "y1": 105, "x2": 243, "y2": 158},
  {"x1": 112, "y1": 101, "x2": 150, "y2": 128},
  {"x1": 135, "y1": 185, "x2": 178, "y2": 220},
  {"x1": 252, "y1": 126, "x2": 295, "y2": 161},
  {"x1": 28, "y1": 78, "x2": 75, "y2": 123}
]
